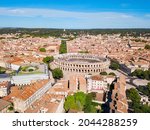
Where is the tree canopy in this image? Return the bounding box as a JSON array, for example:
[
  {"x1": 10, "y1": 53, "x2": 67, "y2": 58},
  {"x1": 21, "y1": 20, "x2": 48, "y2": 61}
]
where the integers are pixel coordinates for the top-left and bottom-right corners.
[
  {"x1": 126, "y1": 88, "x2": 150, "y2": 113},
  {"x1": 52, "y1": 68, "x2": 63, "y2": 79},
  {"x1": 43, "y1": 56, "x2": 54, "y2": 64},
  {"x1": 0, "y1": 67, "x2": 6, "y2": 74},
  {"x1": 131, "y1": 69, "x2": 150, "y2": 80},
  {"x1": 137, "y1": 82, "x2": 150, "y2": 97},
  {"x1": 109, "y1": 72, "x2": 116, "y2": 76},
  {"x1": 64, "y1": 92, "x2": 100, "y2": 113},
  {"x1": 64, "y1": 95, "x2": 77, "y2": 112},
  {"x1": 39, "y1": 48, "x2": 46, "y2": 52},
  {"x1": 145, "y1": 44, "x2": 150, "y2": 50},
  {"x1": 109, "y1": 61, "x2": 120, "y2": 70},
  {"x1": 100, "y1": 71, "x2": 107, "y2": 75},
  {"x1": 126, "y1": 88, "x2": 141, "y2": 103}
]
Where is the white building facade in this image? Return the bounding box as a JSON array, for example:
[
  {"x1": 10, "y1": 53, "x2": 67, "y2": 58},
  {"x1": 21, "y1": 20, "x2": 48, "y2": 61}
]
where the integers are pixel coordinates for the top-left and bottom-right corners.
[
  {"x1": 87, "y1": 78, "x2": 108, "y2": 91},
  {"x1": 0, "y1": 81, "x2": 11, "y2": 97}
]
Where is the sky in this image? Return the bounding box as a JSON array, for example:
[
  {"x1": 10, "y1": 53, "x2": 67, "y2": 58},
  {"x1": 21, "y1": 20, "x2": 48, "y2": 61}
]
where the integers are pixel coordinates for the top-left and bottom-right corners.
[{"x1": 0, "y1": 0, "x2": 150, "y2": 29}]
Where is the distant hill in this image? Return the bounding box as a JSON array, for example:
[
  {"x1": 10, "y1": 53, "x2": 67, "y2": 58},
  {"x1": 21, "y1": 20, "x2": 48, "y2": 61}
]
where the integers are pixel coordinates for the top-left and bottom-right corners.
[{"x1": 0, "y1": 28, "x2": 150, "y2": 37}]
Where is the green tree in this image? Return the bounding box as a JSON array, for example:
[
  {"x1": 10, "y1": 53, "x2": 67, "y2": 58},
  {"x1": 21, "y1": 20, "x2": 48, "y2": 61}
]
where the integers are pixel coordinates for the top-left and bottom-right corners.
[
  {"x1": 74, "y1": 92, "x2": 86, "y2": 108},
  {"x1": 134, "y1": 104, "x2": 150, "y2": 113},
  {"x1": 64, "y1": 95, "x2": 76, "y2": 112},
  {"x1": 39, "y1": 48, "x2": 46, "y2": 52},
  {"x1": 84, "y1": 93, "x2": 93, "y2": 113},
  {"x1": 43, "y1": 56, "x2": 54, "y2": 64},
  {"x1": 8, "y1": 106, "x2": 14, "y2": 111},
  {"x1": 140, "y1": 104, "x2": 150, "y2": 113},
  {"x1": 64, "y1": 92, "x2": 99, "y2": 113},
  {"x1": 145, "y1": 44, "x2": 150, "y2": 50},
  {"x1": 109, "y1": 62, "x2": 120, "y2": 70},
  {"x1": 131, "y1": 69, "x2": 150, "y2": 80},
  {"x1": 0, "y1": 67, "x2": 6, "y2": 74},
  {"x1": 126, "y1": 88, "x2": 142, "y2": 112},
  {"x1": 64, "y1": 92, "x2": 87, "y2": 112},
  {"x1": 143, "y1": 70, "x2": 149, "y2": 80},
  {"x1": 126, "y1": 88, "x2": 141, "y2": 103},
  {"x1": 100, "y1": 71, "x2": 107, "y2": 75},
  {"x1": 147, "y1": 82, "x2": 150, "y2": 92},
  {"x1": 109, "y1": 72, "x2": 116, "y2": 76},
  {"x1": 52, "y1": 68, "x2": 63, "y2": 79},
  {"x1": 128, "y1": 84, "x2": 150, "y2": 113},
  {"x1": 90, "y1": 92, "x2": 96, "y2": 100},
  {"x1": 137, "y1": 82, "x2": 150, "y2": 97}
]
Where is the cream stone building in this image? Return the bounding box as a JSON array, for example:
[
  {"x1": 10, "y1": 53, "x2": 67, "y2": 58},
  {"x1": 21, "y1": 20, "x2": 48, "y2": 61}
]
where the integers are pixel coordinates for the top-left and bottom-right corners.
[
  {"x1": 87, "y1": 75, "x2": 115, "y2": 92},
  {"x1": 11, "y1": 80, "x2": 52, "y2": 112},
  {"x1": 0, "y1": 81, "x2": 11, "y2": 97}
]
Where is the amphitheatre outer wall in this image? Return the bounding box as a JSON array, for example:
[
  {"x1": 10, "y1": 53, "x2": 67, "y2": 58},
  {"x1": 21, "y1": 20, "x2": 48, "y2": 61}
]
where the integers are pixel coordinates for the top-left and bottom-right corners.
[{"x1": 52, "y1": 53, "x2": 110, "y2": 74}]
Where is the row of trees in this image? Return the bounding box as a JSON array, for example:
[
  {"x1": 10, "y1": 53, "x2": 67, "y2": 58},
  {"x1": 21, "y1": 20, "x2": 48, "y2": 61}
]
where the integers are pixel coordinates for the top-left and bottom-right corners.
[
  {"x1": 100, "y1": 71, "x2": 116, "y2": 76},
  {"x1": 132, "y1": 38, "x2": 147, "y2": 43},
  {"x1": 131, "y1": 69, "x2": 150, "y2": 80},
  {"x1": 59, "y1": 40, "x2": 67, "y2": 54},
  {"x1": 126, "y1": 88, "x2": 150, "y2": 113},
  {"x1": 64, "y1": 92, "x2": 101, "y2": 113}
]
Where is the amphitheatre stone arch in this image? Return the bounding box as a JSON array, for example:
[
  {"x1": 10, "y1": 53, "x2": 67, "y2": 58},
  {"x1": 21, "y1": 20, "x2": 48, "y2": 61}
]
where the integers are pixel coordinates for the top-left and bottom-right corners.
[{"x1": 53, "y1": 53, "x2": 110, "y2": 74}]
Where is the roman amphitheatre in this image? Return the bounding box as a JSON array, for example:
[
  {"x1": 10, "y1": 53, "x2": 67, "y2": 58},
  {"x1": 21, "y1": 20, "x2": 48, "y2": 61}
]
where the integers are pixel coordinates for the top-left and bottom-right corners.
[{"x1": 52, "y1": 53, "x2": 110, "y2": 74}]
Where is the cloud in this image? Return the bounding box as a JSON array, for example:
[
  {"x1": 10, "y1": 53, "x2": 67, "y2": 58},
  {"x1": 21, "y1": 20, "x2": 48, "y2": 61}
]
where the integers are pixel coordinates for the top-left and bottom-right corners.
[
  {"x1": 0, "y1": 7, "x2": 149, "y2": 28},
  {"x1": 145, "y1": 14, "x2": 150, "y2": 17},
  {"x1": 0, "y1": 7, "x2": 133, "y2": 19}
]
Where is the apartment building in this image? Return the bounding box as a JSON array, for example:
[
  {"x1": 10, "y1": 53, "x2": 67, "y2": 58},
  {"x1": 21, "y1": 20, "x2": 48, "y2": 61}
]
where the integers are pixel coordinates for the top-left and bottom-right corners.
[
  {"x1": 109, "y1": 75, "x2": 128, "y2": 113},
  {"x1": 87, "y1": 75, "x2": 115, "y2": 92},
  {"x1": 10, "y1": 80, "x2": 52, "y2": 112},
  {"x1": 0, "y1": 81, "x2": 11, "y2": 97}
]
